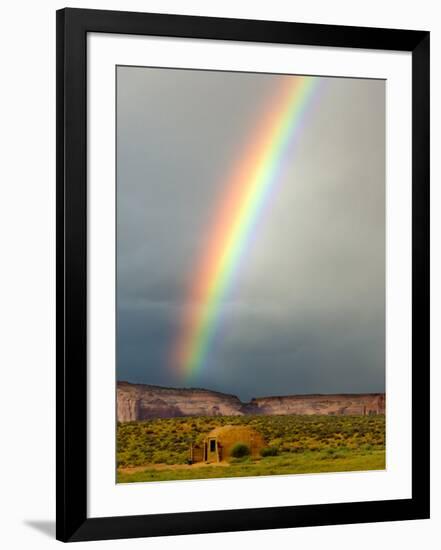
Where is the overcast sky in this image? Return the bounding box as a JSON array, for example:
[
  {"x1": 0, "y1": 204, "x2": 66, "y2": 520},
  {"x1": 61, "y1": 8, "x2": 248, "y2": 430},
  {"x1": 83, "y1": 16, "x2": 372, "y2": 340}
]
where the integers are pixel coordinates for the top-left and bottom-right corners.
[{"x1": 116, "y1": 66, "x2": 385, "y2": 400}]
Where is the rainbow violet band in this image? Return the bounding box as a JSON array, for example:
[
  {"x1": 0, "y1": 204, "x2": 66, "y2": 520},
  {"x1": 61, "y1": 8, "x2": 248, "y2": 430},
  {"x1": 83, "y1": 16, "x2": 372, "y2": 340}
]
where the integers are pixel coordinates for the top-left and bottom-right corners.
[{"x1": 171, "y1": 75, "x2": 323, "y2": 380}]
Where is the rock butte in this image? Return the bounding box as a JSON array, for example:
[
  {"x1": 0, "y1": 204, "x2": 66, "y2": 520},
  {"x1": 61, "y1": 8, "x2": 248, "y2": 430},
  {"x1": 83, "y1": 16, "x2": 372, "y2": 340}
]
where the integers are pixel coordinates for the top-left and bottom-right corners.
[{"x1": 117, "y1": 381, "x2": 385, "y2": 422}]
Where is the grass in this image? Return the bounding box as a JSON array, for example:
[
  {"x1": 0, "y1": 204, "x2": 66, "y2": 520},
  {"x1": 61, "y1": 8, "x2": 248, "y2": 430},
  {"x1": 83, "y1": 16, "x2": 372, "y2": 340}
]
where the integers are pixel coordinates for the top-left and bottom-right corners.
[
  {"x1": 117, "y1": 449, "x2": 385, "y2": 483},
  {"x1": 117, "y1": 414, "x2": 385, "y2": 482}
]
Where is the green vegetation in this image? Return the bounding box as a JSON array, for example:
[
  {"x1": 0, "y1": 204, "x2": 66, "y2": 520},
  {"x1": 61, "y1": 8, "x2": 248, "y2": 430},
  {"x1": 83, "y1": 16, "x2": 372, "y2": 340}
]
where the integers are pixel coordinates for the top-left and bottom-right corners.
[
  {"x1": 230, "y1": 442, "x2": 251, "y2": 458},
  {"x1": 117, "y1": 414, "x2": 385, "y2": 482},
  {"x1": 260, "y1": 446, "x2": 279, "y2": 457},
  {"x1": 117, "y1": 449, "x2": 385, "y2": 483}
]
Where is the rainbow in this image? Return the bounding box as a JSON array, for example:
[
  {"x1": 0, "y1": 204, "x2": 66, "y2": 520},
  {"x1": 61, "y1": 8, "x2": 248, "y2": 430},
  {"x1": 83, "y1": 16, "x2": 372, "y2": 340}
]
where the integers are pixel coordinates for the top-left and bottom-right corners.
[{"x1": 171, "y1": 75, "x2": 322, "y2": 380}]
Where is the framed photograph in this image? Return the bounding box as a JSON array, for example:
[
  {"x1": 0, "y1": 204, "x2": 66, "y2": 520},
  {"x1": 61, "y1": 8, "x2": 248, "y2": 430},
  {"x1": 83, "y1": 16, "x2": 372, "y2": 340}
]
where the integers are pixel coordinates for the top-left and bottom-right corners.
[{"x1": 56, "y1": 8, "x2": 430, "y2": 542}]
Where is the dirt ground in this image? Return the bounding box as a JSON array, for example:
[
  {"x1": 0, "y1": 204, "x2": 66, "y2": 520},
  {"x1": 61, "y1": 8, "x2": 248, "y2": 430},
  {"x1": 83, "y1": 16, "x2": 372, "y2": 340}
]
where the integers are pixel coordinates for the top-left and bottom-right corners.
[{"x1": 118, "y1": 461, "x2": 231, "y2": 474}]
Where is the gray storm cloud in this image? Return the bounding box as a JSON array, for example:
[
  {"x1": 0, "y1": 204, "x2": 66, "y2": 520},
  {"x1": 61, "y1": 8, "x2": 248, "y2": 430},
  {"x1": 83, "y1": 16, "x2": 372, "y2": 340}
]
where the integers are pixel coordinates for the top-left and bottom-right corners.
[{"x1": 116, "y1": 66, "x2": 385, "y2": 400}]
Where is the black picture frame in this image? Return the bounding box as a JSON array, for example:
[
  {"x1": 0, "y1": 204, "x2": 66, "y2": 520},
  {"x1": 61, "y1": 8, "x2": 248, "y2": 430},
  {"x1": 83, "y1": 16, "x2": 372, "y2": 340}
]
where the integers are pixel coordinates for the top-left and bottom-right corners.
[{"x1": 56, "y1": 7, "x2": 430, "y2": 543}]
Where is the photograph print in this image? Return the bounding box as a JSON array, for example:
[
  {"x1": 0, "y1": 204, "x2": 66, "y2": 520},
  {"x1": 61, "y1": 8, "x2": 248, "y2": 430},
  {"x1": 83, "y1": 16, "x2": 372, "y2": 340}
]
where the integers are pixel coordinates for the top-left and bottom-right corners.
[{"x1": 116, "y1": 66, "x2": 386, "y2": 484}]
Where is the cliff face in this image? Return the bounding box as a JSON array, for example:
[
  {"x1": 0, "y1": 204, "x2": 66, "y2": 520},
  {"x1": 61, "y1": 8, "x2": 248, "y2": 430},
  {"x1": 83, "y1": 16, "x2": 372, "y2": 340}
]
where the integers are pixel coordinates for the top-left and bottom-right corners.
[
  {"x1": 249, "y1": 393, "x2": 385, "y2": 416},
  {"x1": 117, "y1": 381, "x2": 385, "y2": 422},
  {"x1": 117, "y1": 382, "x2": 244, "y2": 421}
]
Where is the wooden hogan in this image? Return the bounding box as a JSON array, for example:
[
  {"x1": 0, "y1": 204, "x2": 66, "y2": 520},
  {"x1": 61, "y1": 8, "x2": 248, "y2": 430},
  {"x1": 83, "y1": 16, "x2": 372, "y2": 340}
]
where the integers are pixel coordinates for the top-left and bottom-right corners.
[{"x1": 189, "y1": 425, "x2": 265, "y2": 464}]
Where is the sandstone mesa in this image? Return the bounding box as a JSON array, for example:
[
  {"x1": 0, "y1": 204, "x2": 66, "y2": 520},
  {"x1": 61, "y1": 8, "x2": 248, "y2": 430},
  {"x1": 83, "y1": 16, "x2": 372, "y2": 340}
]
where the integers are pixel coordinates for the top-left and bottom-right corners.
[{"x1": 117, "y1": 381, "x2": 385, "y2": 422}]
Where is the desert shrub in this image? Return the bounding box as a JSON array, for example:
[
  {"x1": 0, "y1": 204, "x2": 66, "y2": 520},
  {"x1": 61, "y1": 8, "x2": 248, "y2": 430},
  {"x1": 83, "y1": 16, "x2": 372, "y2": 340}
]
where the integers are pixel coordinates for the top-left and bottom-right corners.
[
  {"x1": 331, "y1": 451, "x2": 346, "y2": 459},
  {"x1": 151, "y1": 450, "x2": 181, "y2": 465},
  {"x1": 117, "y1": 413, "x2": 385, "y2": 468},
  {"x1": 230, "y1": 442, "x2": 251, "y2": 458},
  {"x1": 260, "y1": 446, "x2": 279, "y2": 457}
]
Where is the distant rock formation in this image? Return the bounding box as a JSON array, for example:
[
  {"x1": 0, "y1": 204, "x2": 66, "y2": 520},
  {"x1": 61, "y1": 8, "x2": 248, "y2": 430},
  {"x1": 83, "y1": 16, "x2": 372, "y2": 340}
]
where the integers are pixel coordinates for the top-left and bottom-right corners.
[
  {"x1": 117, "y1": 382, "x2": 244, "y2": 421},
  {"x1": 117, "y1": 381, "x2": 385, "y2": 422},
  {"x1": 248, "y1": 393, "x2": 385, "y2": 416}
]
